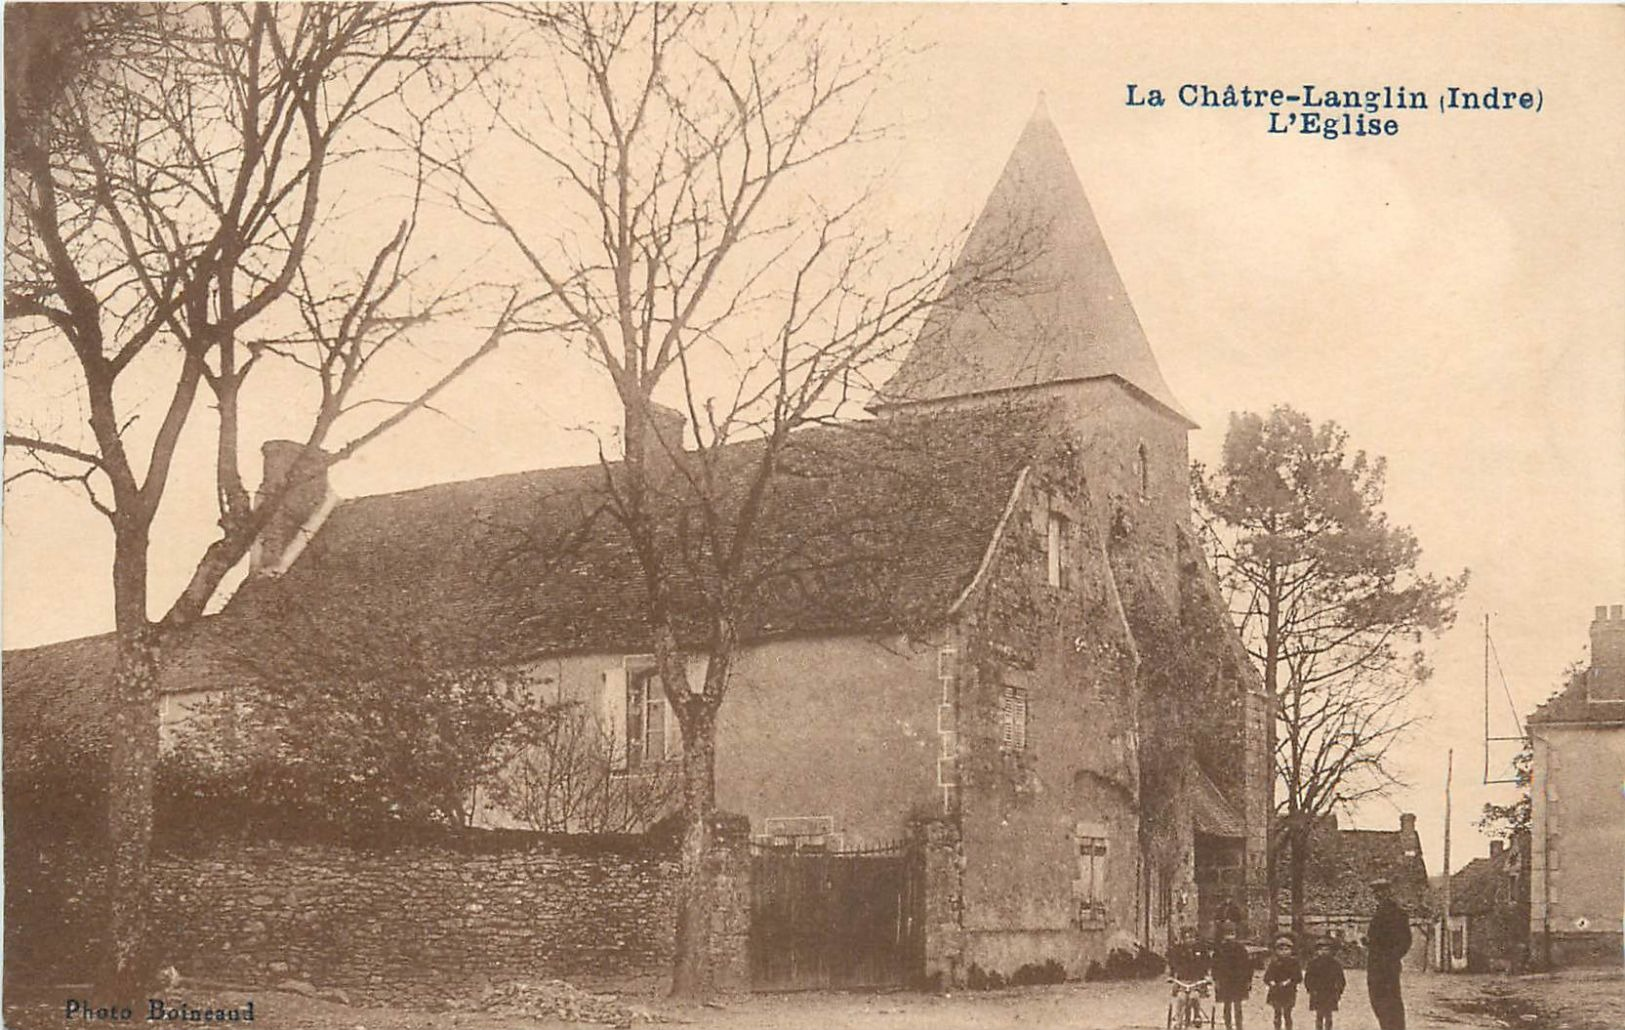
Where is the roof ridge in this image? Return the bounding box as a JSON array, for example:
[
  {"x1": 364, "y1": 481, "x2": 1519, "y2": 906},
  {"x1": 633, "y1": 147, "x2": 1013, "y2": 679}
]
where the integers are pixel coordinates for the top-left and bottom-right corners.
[
  {"x1": 331, "y1": 405, "x2": 1056, "y2": 510},
  {"x1": 335, "y1": 459, "x2": 605, "y2": 508},
  {"x1": 3, "y1": 629, "x2": 118, "y2": 657}
]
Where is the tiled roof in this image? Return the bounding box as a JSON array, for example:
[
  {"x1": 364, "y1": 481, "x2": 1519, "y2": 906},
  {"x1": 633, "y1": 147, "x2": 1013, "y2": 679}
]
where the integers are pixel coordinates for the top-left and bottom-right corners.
[
  {"x1": 1449, "y1": 844, "x2": 1521, "y2": 916},
  {"x1": 1191, "y1": 764, "x2": 1246, "y2": 838},
  {"x1": 1527, "y1": 671, "x2": 1625, "y2": 726},
  {"x1": 228, "y1": 403, "x2": 1050, "y2": 663},
  {"x1": 1292, "y1": 820, "x2": 1432, "y2": 917},
  {"x1": 2, "y1": 618, "x2": 252, "y2": 775},
  {"x1": 876, "y1": 102, "x2": 1193, "y2": 427},
  {"x1": 5, "y1": 404, "x2": 1054, "y2": 770}
]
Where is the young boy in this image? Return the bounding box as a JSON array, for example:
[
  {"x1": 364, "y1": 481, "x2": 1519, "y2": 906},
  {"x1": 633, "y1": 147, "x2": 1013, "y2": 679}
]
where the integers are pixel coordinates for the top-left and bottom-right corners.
[
  {"x1": 1169, "y1": 925, "x2": 1213, "y2": 982},
  {"x1": 1211, "y1": 923, "x2": 1253, "y2": 1030},
  {"x1": 1263, "y1": 935, "x2": 1303, "y2": 1030},
  {"x1": 1303, "y1": 936, "x2": 1347, "y2": 1030}
]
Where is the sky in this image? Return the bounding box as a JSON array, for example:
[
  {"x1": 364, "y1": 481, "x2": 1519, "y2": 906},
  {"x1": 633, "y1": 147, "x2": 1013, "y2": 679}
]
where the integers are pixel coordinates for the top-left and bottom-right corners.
[{"x1": 5, "y1": 4, "x2": 1624, "y2": 875}]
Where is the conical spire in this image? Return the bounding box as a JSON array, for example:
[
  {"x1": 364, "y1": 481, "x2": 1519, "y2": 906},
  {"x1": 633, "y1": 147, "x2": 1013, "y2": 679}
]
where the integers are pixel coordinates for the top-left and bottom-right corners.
[{"x1": 878, "y1": 101, "x2": 1193, "y2": 426}]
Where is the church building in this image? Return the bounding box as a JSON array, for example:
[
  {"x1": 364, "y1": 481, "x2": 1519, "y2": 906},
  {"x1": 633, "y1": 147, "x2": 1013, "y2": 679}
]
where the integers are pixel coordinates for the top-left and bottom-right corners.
[{"x1": 5, "y1": 105, "x2": 1272, "y2": 986}]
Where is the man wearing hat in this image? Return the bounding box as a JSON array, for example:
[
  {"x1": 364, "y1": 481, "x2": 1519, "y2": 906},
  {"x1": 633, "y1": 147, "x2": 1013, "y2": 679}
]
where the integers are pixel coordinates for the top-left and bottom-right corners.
[{"x1": 1364, "y1": 877, "x2": 1411, "y2": 1029}]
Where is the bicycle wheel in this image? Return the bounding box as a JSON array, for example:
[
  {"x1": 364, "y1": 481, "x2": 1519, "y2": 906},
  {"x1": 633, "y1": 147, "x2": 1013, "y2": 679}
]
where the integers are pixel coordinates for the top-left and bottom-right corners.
[{"x1": 1174, "y1": 998, "x2": 1192, "y2": 1030}]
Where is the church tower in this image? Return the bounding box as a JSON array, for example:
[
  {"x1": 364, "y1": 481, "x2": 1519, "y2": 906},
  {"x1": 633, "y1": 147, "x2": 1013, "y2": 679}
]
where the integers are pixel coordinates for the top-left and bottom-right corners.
[{"x1": 874, "y1": 101, "x2": 1196, "y2": 534}]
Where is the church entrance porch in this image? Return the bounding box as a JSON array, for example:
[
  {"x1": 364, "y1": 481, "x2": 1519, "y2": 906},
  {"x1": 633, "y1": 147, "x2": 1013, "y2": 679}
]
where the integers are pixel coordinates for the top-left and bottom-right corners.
[{"x1": 1194, "y1": 832, "x2": 1248, "y2": 939}]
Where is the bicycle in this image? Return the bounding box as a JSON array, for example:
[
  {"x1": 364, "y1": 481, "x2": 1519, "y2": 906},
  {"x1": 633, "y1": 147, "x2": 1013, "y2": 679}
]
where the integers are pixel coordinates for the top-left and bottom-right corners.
[{"x1": 1166, "y1": 975, "x2": 1216, "y2": 1029}]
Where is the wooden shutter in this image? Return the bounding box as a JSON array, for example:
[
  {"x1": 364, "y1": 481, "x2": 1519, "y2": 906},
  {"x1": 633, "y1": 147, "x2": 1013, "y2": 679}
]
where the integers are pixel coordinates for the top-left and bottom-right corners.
[
  {"x1": 1053, "y1": 513, "x2": 1066, "y2": 584},
  {"x1": 1001, "y1": 686, "x2": 1027, "y2": 751},
  {"x1": 601, "y1": 666, "x2": 628, "y2": 772}
]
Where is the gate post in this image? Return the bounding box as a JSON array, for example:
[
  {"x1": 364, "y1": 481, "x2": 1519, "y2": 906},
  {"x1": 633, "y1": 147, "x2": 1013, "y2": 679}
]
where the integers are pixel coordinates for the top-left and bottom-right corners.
[
  {"x1": 910, "y1": 815, "x2": 965, "y2": 989},
  {"x1": 707, "y1": 812, "x2": 753, "y2": 992}
]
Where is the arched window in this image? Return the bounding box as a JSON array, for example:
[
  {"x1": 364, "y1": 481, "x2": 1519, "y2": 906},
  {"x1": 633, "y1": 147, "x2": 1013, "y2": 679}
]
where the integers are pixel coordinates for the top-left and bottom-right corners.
[{"x1": 1137, "y1": 443, "x2": 1150, "y2": 499}]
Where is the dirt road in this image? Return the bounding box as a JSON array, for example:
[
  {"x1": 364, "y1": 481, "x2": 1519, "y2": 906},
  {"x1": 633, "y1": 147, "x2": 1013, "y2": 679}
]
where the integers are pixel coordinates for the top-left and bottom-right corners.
[{"x1": 9, "y1": 968, "x2": 1621, "y2": 1030}]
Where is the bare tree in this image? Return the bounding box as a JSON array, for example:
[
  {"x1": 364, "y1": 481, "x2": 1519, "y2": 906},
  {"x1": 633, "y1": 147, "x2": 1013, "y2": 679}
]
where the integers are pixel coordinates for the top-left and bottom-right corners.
[
  {"x1": 1274, "y1": 647, "x2": 1426, "y2": 938},
  {"x1": 491, "y1": 704, "x2": 682, "y2": 834},
  {"x1": 444, "y1": 3, "x2": 1038, "y2": 996},
  {"x1": 3, "y1": 3, "x2": 519, "y2": 988},
  {"x1": 1194, "y1": 406, "x2": 1467, "y2": 940}
]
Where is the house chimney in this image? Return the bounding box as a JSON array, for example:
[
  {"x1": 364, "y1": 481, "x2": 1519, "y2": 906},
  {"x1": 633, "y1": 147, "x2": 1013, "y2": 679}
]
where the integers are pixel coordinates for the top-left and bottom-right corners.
[
  {"x1": 249, "y1": 439, "x2": 332, "y2": 577},
  {"x1": 1399, "y1": 812, "x2": 1416, "y2": 836},
  {"x1": 637, "y1": 402, "x2": 687, "y2": 482},
  {"x1": 1490, "y1": 839, "x2": 1504, "y2": 858},
  {"x1": 1588, "y1": 603, "x2": 1625, "y2": 700}
]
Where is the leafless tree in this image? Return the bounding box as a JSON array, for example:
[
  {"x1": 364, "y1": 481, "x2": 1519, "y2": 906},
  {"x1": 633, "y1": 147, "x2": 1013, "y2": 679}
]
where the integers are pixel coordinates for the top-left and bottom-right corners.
[
  {"x1": 3, "y1": 3, "x2": 520, "y2": 988},
  {"x1": 444, "y1": 3, "x2": 1039, "y2": 996},
  {"x1": 1275, "y1": 642, "x2": 1426, "y2": 937},
  {"x1": 491, "y1": 704, "x2": 682, "y2": 834}
]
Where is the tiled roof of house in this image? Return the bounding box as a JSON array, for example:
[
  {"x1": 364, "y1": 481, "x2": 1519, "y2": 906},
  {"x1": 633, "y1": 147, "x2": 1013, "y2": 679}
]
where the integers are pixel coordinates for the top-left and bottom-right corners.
[
  {"x1": 1527, "y1": 671, "x2": 1625, "y2": 725},
  {"x1": 1294, "y1": 818, "x2": 1432, "y2": 918},
  {"x1": 1449, "y1": 845, "x2": 1520, "y2": 916},
  {"x1": 228, "y1": 403, "x2": 1051, "y2": 662},
  {"x1": 4, "y1": 403, "x2": 1054, "y2": 770},
  {"x1": 2, "y1": 617, "x2": 250, "y2": 775},
  {"x1": 875, "y1": 102, "x2": 1193, "y2": 427}
]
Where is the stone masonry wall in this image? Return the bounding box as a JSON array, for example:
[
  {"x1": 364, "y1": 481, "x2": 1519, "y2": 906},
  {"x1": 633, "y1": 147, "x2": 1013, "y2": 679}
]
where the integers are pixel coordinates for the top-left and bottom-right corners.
[{"x1": 7, "y1": 832, "x2": 685, "y2": 1003}]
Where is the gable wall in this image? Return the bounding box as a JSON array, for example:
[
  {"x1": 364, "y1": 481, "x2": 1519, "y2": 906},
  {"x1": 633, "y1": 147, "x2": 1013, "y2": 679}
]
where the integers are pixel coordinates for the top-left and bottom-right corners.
[{"x1": 952, "y1": 446, "x2": 1145, "y2": 977}]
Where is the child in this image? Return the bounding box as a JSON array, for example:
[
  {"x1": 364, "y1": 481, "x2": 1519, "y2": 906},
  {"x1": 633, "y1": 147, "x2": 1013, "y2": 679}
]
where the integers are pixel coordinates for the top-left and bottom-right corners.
[
  {"x1": 1169, "y1": 924, "x2": 1213, "y2": 982},
  {"x1": 1211, "y1": 923, "x2": 1253, "y2": 1030},
  {"x1": 1303, "y1": 936, "x2": 1347, "y2": 1030},
  {"x1": 1263, "y1": 935, "x2": 1304, "y2": 1030}
]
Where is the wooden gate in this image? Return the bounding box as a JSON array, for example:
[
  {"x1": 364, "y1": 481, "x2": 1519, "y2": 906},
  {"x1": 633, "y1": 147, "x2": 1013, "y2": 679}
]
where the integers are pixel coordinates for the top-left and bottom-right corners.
[{"x1": 749, "y1": 840, "x2": 924, "y2": 990}]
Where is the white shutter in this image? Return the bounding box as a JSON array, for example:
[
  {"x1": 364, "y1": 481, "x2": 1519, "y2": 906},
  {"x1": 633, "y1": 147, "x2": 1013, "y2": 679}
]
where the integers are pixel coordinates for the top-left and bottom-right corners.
[
  {"x1": 601, "y1": 667, "x2": 628, "y2": 772},
  {"x1": 1013, "y1": 689, "x2": 1028, "y2": 751}
]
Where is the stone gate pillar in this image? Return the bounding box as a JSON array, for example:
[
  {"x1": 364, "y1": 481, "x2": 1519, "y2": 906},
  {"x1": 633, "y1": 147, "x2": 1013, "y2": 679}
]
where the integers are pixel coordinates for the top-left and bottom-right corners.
[
  {"x1": 910, "y1": 815, "x2": 965, "y2": 988},
  {"x1": 706, "y1": 813, "x2": 752, "y2": 991}
]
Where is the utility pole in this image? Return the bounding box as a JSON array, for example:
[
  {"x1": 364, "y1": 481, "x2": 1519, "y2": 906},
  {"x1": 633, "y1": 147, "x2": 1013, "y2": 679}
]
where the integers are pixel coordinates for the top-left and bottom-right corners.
[
  {"x1": 1482, "y1": 614, "x2": 1490, "y2": 784},
  {"x1": 1441, "y1": 748, "x2": 1454, "y2": 971}
]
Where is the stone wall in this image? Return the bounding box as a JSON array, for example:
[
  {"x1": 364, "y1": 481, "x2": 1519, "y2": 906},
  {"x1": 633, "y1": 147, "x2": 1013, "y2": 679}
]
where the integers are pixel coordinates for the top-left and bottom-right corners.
[
  {"x1": 913, "y1": 816, "x2": 966, "y2": 986},
  {"x1": 6, "y1": 829, "x2": 709, "y2": 1002},
  {"x1": 952, "y1": 437, "x2": 1145, "y2": 980}
]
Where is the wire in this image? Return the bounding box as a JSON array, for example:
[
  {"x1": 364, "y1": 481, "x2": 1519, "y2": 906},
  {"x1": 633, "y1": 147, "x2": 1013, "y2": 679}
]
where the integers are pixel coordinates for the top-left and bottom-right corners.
[{"x1": 1487, "y1": 634, "x2": 1526, "y2": 739}]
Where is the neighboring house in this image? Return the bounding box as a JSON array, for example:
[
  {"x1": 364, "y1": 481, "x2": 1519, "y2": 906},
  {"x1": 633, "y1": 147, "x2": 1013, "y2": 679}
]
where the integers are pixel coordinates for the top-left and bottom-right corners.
[
  {"x1": 1285, "y1": 813, "x2": 1434, "y2": 972},
  {"x1": 3, "y1": 105, "x2": 1272, "y2": 983},
  {"x1": 1444, "y1": 835, "x2": 1530, "y2": 973},
  {"x1": 1527, "y1": 604, "x2": 1625, "y2": 968}
]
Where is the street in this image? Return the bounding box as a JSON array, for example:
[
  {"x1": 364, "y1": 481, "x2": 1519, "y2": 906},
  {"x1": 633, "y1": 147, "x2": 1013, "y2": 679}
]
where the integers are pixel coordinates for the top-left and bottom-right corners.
[
  {"x1": 11, "y1": 968, "x2": 1622, "y2": 1030},
  {"x1": 662, "y1": 969, "x2": 1624, "y2": 1030}
]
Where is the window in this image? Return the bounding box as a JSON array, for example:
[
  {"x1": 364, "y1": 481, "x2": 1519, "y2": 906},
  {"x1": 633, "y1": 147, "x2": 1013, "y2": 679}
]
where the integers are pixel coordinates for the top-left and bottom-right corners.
[
  {"x1": 627, "y1": 669, "x2": 674, "y2": 768},
  {"x1": 1074, "y1": 826, "x2": 1109, "y2": 927},
  {"x1": 1046, "y1": 511, "x2": 1071, "y2": 589},
  {"x1": 1000, "y1": 686, "x2": 1028, "y2": 752}
]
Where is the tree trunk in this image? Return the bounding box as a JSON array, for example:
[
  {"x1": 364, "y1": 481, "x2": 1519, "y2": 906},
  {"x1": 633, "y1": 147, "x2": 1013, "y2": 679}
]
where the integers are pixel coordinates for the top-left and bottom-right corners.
[
  {"x1": 670, "y1": 703, "x2": 718, "y2": 998},
  {"x1": 1264, "y1": 576, "x2": 1282, "y2": 939},
  {"x1": 106, "y1": 531, "x2": 160, "y2": 993},
  {"x1": 1289, "y1": 816, "x2": 1309, "y2": 945}
]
